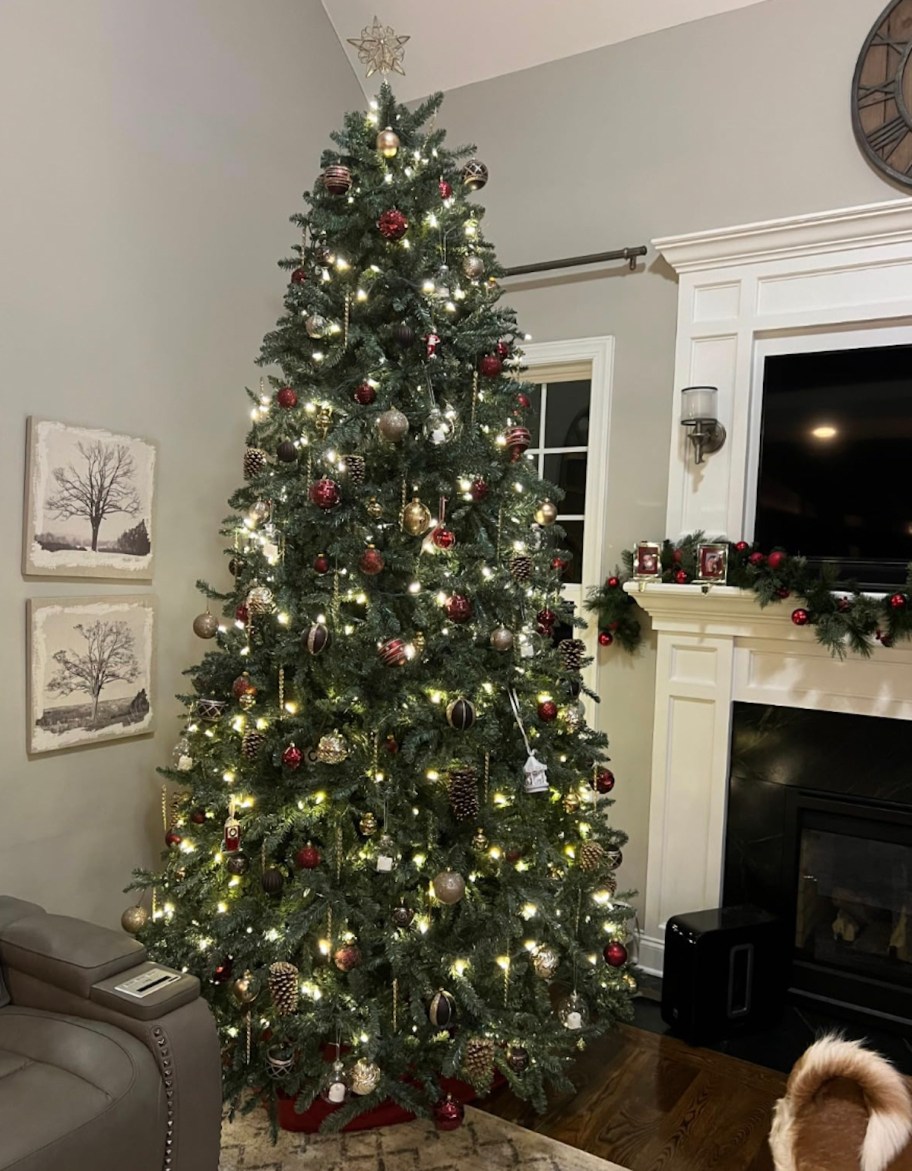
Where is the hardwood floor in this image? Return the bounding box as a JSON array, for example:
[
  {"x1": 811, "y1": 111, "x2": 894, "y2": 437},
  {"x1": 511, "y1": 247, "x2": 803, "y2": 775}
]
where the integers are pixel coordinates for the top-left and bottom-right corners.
[{"x1": 482, "y1": 1024, "x2": 787, "y2": 1171}]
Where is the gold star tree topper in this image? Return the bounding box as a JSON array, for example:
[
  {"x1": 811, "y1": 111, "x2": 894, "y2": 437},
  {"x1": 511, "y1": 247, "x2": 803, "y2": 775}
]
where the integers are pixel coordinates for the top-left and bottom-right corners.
[{"x1": 347, "y1": 15, "x2": 410, "y2": 78}]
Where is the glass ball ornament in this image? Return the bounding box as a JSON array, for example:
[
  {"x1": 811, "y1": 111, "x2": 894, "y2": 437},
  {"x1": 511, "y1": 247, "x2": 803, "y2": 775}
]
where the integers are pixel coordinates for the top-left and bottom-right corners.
[
  {"x1": 192, "y1": 610, "x2": 218, "y2": 639},
  {"x1": 598, "y1": 630, "x2": 614, "y2": 647},
  {"x1": 366, "y1": 496, "x2": 383, "y2": 520},
  {"x1": 537, "y1": 700, "x2": 558, "y2": 722},
  {"x1": 445, "y1": 697, "x2": 476, "y2": 730},
  {"x1": 428, "y1": 989, "x2": 457, "y2": 1026},
  {"x1": 261, "y1": 868, "x2": 284, "y2": 895},
  {"x1": 507, "y1": 1046, "x2": 530, "y2": 1073},
  {"x1": 120, "y1": 905, "x2": 148, "y2": 935},
  {"x1": 603, "y1": 940, "x2": 629, "y2": 967},
  {"x1": 890, "y1": 593, "x2": 908, "y2": 610},
  {"x1": 313, "y1": 553, "x2": 330, "y2": 574},
  {"x1": 276, "y1": 440, "x2": 297, "y2": 463},
  {"x1": 321, "y1": 1059, "x2": 349, "y2": 1104},
  {"x1": 534, "y1": 500, "x2": 558, "y2": 526},
  {"x1": 531, "y1": 945, "x2": 559, "y2": 979},
  {"x1": 438, "y1": 178, "x2": 453, "y2": 199},
  {"x1": 276, "y1": 386, "x2": 298, "y2": 408},
  {"x1": 423, "y1": 405, "x2": 460, "y2": 446},
  {"x1": 558, "y1": 992, "x2": 589, "y2": 1031},
  {"x1": 378, "y1": 209, "x2": 409, "y2": 240},
  {"x1": 379, "y1": 638, "x2": 409, "y2": 667},
  {"x1": 431, "y1": 526, "x2": 456, "y2": 550},
  {"x1": 305, "y1": 313, "x2": 328, "y2": 338},
  {"x1": 402, "y1": 497, "x2": 432, "y2": 536},
  {"x1": 376, "y1": 126, "x2": 400, "y2": 157},
  {"x1": 462, "y1": 158, "x2": 489, "y2": 191},
  {"x1": 304, "y1": 622, "x2": 330, "y2": 655},
  {"x1": 282, "y1": 745, "x2": 303, "y2": 770},
  {"x1": 445, "y1": 594, "x2": 473, "y2": 623},
  {"x1": 593, "y1": 768, "x2": 616, "y2": 794},
  {"x1": 434, "y1": 1095, "x2": 465, "y2": 1131},
  {"x1": 490, "y1": 626, "x2": 514, "y2": 652},
  {"x1": 504, "y1": 425, "x2": 532, "y2": 461},
  {"x1": 333, "y1": 943, "x2": 363, "y2": 972},
  {"x1": 226, "y1": 853, "x2": 250, "y2": 875},
  {"x1": 295, "y1": 843, "x2": 321, "y2": 870},
  {"x1": 359, "y1": 546, "x2": 385, "y2": 575},
  {"x1": 479, "y1": 354, "x2": 503, "y2": 379},
  {"x1": 791, "y1": 608, "x2": 811, "y2": 627},
  {"x1": 321, "y1": 163, "x2": 352, "y2": 195},
  {"x1": 433, "y1": 870, "x2": 466, "y2": 904},
  {"x1": 350, "y1": 1058, "x2": 382, "y2": 1096},
  {"x1": 377, "y1": 408, "x2": 409, "y2": 442},
  {"x1": 248, "y1": 500, "x2": 270, "y2": 527},
  {"x1": 230, "y1": 971, "x2": 258, "y2": 1005},
  {"x1": 469, "y1": 478, "x2": 489, "y2": 502},
  {"x1": 462, "y1": 254, "x2": 484, "y2": 280}
]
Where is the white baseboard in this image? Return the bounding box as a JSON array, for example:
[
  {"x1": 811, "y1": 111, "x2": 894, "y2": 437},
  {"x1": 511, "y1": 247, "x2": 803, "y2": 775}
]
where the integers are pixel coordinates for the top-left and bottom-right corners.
[{"x1": 636, "y1": 933, "x2": 665, "y2": 977}]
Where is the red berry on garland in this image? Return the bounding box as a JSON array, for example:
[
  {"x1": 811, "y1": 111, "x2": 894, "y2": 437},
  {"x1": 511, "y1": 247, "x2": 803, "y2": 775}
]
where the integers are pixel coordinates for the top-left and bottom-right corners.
[
  {"x1": 606, "y1": 576, "x2": 620, "y2": 589},
  {"x1": 313, "y1": 554, "x2": 330, "y2": 574},
  {"x1": 290, "y1": 267, "x2": 307, "y2": 285},
  {"x1": 603, "y1": 941, "x2": 628, "y2": 967},
  {"x1": 309, "y1": 478, "x2": 340, "y2": 510},
  {"x1": 378, "y1": 209, "x2": 408, "y2": 240},
  {"x1": 837, "y1": 597, "x2": 852, "y2": 613},
  {"x1": 165, "y1": 830, "x2": 182, "y2": 848},
  {"x1": 282, "y1": 745, "x2": 303, "y2": 770},
  {"x1": 295, "y1": 844, "x2": 321, "y2": 870},
  {"x1": 593, "y1": 769, "x2": 616, "y2": 794},
  {"x1": 791, "y1": 608, "x2": 810, "y2": 626},
  {"x1": 359, "y1": 546, "x2": 385, "y2": 575},
  {"x1": 446, "y1": 594, "x2": 473, "y2": 623},
  {"x1": 384, "y1": 735, "x2": 399, "y2": 754},
  {"x1": 749, "y1": 552, "x2": 766, "y2": 567},
  {"x1": 432, "y1": 526, "x2": 456, "y2": 550},
  {"x1": 438, "y1": 178, "x2": 453, "y2": 200},
  {"x1": 776, "y1": 586, "x2": 791, "y2": 599},
  {"x1": 598, "y1": 631, "x2": 614, "y2": 647},
  {"x1": 536, "y1": 608, "x2": 557, "y2": 633},
  {"x1": 538, "y1": 700, "x2": 558, "y2": 722},
  {"x1": 479, "y1": 354, "x2": 503, "y2": 378},
  {"x1": 190, "y1": 808, "x2": 207, "y2": 825},
  {"x1": 276, "y1": 386, "x2": 298, "y2": 408},
  {"x1": 552, "y1": 557, "x2": 569, "y2": 574},
  {"x1": 469, "y1": 478, "x2": 489, "y2": 502},
  {"x1": 235, "y1": 603, "x2": 249, "y2": 624},
  {"x1": 496, "y1": 339, "x2": 512, "y2": 359},
  {"x1": 672, "y1": 548, "x2": 683, "y2": 564},
  {"x1": 890, "y1": 593, "x2": 908, "y2": 610},
  {"x1": 353, "y1": 382, "x2": 376, "y2": 405},
  {"x1": 212, "y1": 958, "x2": 233, "y2": 984},
  {"x1": 735, "y1": 541, "x2": 749, "y2": 553},
  {"x1": 674, "y1": 569, "x2": 689, "y2": 584},
  {"x1": 767, "y1": 550, "x2": 787, "y2": 570},
  {"x1": 434, "y1": 1096, "x2": 465, "y2": 1132},
  {"x1": 516, "y1": 392, "x2": 531, "y2": 410}
]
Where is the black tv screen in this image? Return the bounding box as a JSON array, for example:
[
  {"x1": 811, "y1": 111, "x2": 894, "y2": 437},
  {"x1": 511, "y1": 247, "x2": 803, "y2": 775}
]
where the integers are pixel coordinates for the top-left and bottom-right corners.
[{"x1": 755, "y1": 343, "x2": 912, "y2": 588}]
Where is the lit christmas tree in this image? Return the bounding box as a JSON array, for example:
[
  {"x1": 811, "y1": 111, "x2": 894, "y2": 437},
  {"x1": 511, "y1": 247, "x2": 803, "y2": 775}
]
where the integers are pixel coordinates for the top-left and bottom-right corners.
[{"x1": 131, "y1": 80, "x2": 634, "y2": 1130}]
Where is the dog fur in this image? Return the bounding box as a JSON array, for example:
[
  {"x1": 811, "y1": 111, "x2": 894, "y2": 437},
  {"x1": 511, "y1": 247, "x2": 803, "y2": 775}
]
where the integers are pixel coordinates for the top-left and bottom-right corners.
[{"x1": 770, "y1": 1035, "x2": 912, "y2": 1171}]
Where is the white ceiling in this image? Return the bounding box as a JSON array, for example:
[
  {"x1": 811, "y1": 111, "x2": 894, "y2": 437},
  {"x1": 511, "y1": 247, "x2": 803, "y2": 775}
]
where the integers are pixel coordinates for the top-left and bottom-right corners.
[{"x1": 323, "y1": 0, "x2": 773, "y2": 102}]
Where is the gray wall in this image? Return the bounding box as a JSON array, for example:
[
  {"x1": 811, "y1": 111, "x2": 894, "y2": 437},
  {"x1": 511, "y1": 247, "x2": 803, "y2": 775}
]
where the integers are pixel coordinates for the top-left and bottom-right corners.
[
  {"x1": 0, "y1": 0, "x2": 359, "y2": 926},
  {"x1": 441, "y1": 0, "x2": 895, "y2": 920}
]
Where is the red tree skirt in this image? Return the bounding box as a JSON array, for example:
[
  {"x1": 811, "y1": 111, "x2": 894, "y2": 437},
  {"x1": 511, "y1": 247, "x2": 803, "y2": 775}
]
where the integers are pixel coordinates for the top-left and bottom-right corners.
[{"x1": 276, "y1": 1076, "x2": 495, "y2": 1133}]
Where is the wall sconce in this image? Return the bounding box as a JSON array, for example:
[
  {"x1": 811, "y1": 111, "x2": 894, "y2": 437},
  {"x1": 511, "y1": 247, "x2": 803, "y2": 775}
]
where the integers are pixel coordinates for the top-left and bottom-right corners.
[{"x1": 680, "y1": 385, "x2": 726, "y2": 465}]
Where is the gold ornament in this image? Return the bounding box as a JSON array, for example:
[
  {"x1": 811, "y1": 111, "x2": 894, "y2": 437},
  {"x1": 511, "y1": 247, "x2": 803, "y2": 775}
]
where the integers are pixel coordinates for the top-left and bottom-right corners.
[
  {"x1": 562, "y1": 791, "x2": 581, "y2": 814},
  {"x1": 412, "y1": 631, "x2": 426, "y2": 657},
  {"x1": 359, "y1": 811, "x2": 378, "y2": 836},
  {"x1": 579, "y1": 841, "x2": 607, "y2": 872},
  {"x1": 231, "y1": 971, "x2": 258, "y2": 1006},
  {"x1": 402, "y1": 497, "x2": 432, "y2": 536},
  {"x1": 347, "y1": 16, "x2": 410, "y2": 78},
  {"x1": 317, "y1": 731, "x2": 349, "y2": 764},
  {"x1": 532, "y1": 946, "x2": 559, "y2": 979},
  {"x1": 192, "y1": 611, "x2": 218, "y2": 639},
  {"x1": 376, "y1": 127, "x2": 400, "y2": 158},
  {"x1": 314, "y1": 405, "x2": 333, "y2": 437},
  {"x1": 471, "y1": 827, "x2": 489, "y2": 851},
  {"x1": 622, "y1": 972, "x2": 638, "y2": 994},
  {"x1": 562, "y1": 705, "x2": 583, "y2": 734},
  {"x1": 238, "y1": 692, "x2": 257, "y2": 711},
  {"x1": 349, "y1": 1057, "x2": 382, "y2": 1095},
  {"x1": 366, "y1": 496, "x2": 383, "y2": 520},
  {"x1": 120, "y1": 905, "x2": 148, "y2": 935},
  {"x1": 534, "y1": 499, "x2": 559, "y2": 526}
]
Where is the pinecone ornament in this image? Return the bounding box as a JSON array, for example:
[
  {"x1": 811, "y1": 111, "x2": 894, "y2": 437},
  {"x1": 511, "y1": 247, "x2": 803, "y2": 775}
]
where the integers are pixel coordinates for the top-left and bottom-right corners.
[
  {"x1": 462, "y1": 1036, "x2": 495, "y2": 1087},
  {"x1": 244, "y1": 447, "x2": 268, "y2": 479},
  {"x1": 578, "y1": 841, "x2": 607, "y2": 872},
  {"x1": 246, "y1": 583, "x2": 275, "y2": 615},
  {"x1": 510, "y1": 554, "x2": 534, "y2": 583},
  {"x1": 241, "y1": 728, "x2": 266, "y2": 758},
  {"x1": 447, "y1": 766, "x2": 479, "y2": 821},
  {"x1": 559, "y1": 638, "x2": 586, "y2": 671},
  {"x1": 342, "y1": 454, "x2": 365, "y2": 484},
  {"x1": 268, "y1": 962, "x2": 299, "y2": 1016}
]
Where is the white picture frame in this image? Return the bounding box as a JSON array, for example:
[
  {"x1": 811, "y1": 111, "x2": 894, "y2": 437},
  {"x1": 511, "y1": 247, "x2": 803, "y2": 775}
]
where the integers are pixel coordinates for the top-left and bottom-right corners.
[
  {"x1": 28, "y1": 595, "x2": 156, "y2": 754},
  {"x1": 23, "y1": 418, "x2": 156, "y2": 580}
]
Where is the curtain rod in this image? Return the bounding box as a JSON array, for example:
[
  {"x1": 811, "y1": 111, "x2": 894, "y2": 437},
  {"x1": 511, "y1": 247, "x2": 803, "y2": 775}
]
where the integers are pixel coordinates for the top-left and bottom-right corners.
[{"x1": 502, "y1": 245, "x2": 648, "y2": 278}]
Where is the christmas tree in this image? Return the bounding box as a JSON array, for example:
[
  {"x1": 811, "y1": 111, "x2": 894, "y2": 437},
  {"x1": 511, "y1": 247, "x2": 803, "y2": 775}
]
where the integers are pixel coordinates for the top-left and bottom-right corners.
[{"x1": 132, "y1": 82, "x2": 635, "y2": 1129}]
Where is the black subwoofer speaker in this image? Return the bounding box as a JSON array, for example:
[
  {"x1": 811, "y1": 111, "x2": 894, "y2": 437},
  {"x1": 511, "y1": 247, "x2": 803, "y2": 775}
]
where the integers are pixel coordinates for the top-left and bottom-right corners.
[{"x1": 661, "y1": 906, "x2": 786, "y2": 1042}]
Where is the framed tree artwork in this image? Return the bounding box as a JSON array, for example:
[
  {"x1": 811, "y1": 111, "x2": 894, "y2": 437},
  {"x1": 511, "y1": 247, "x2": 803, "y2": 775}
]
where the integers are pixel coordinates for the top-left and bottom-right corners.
[
  {"x1": 27, "y1": 596, "x2": 156, "y2": 754},
  {"x1": 23, "y1": 419, "x2": 156, "y2": 580}
]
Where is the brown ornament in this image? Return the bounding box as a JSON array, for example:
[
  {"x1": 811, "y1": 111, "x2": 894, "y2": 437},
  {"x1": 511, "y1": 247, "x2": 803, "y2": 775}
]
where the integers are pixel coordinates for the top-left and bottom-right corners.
[
  {"x1": 402, "y1": 497, "x2": 433, "y2": 536},
  {"x1": 377, "y1": 408, "x2": 409, "y2": 442},
  {"x1": 333, "y1": 944, "x2": 362, "y2": 972},
  {"x1": 376, "y1": 127, "x2": 400, "y2": 158},
  {"x1": 243, "y1": 447, "x2": 267, "y2": 479},
  {"x1": 192, "y1": 611, "x2": 218, "y2": 639},
  {"x1": 490, "y1": 626, "x2": 514, "y2": 652},
  {"x1": 433, "y1": 870, "x2": 466, "y2": 904},
  {"x1": 448, "y1": 766, "x2": 479, "y2": 821},
  {"x1": 231, "y1": 971, "x2": 258, "y2": 1006},
  {"x1": 241, "y1": 728, "x2": 266, "y2": 758},
  {"x1": 322, "y1": 164, "x2": 352, "y2": 195},
  {"x1": 120, "y1": 905, "x2": 148, "y2": 935}
]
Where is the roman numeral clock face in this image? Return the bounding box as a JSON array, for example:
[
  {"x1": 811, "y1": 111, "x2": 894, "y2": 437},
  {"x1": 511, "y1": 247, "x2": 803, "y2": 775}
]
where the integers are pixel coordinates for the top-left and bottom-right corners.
[{"x1": 853, "y1": 0, "x2": 912, "y2": 185}]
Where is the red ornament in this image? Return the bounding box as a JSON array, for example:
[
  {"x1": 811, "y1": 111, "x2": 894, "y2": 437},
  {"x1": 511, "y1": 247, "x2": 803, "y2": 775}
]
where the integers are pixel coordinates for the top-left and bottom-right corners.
[
  {"x1": 290, "y1": 267, "x2": 307, "y2": 285},
  {"x1": 672, "y1": 548, "x2": 684, "y2": 564},
  {"x1": 505, "y1": 847, "x2": 523, "y2": 864},
  {"x1": 593, "y1": 769, "x2": 616, "y2": 794},
  {"x1": 446, "y1": 594, "x2": 473, "y2": 623},
  {"x1": 603, "y1": 941, "x2": 628, "y2": 967},
  {"x1": 333, "y1": 944, "x2": 362, "y2": 972},
  {"x1": 504, "y1": 425, "x2": 532, "y2": 462},
  {"x1": 479, "y1": 354, "x2": 503, "y2": 378},
  {"x1": 360, "y1": 546, "x2": 385, "y2": 575},
  {"x1": 552, "y1": 557, "x2": 569, "y2": 574},
  {"x1": 309, "y1": 478, "x2": 340, "y2": 510},
  {"x1": 791, "y1": 608, "x2": 810, "y2": 627},
  {"x1": 496, "y1": 339, "x2": 512, "y2": 359},
  {"x1": 776, "y1": 587, "x2": 791, "y2": 599},
  {"x1": 598, "y1": 631, "x2": 614, "y2": 647},
  {"x1": 165, "y1": 830, "x2": 182, "y2": 848},
  {"x1": 538, "y1": 700, "x2": 558, "y2": 722},
  {"x1": 223, "y1": 815, "x2": 241, "y2": 853},
  {"x1": 890, "y1": 593, "x2": 908, "y2": 610},
  {"x1": 434, "y1": 1097, "x2": 465, "y2": 1132},
  {"x1": 212, "y1": 958, "x2": 233, "y2": 984},
  {"x1": 735, "y1": 541, "x2": 750, "y2": 553},
  {"x1": 235, "y1": 603, "x2": 249, "y2": 625},
  {"x1": 353, "y1": 382, "x2": 376, "y2": 405},
  {"x1": 469, "y1": 478, "x2": 489, "y2": 502},
  {"x1": 276, "y1": 386, "x2": 298, "y2": 408},
  {"x1": 425, "y1": 332, "x2": 441, "y2": 360},
  {"x1": 749, "y1": 552, "x2": 766, "y2": 567},
  {"x1": 837, "y1": 597, "x2": 852, "y2": 613},
  {"x1": 232, "y1": 674, "x2": 255, "y2": 699},
  {"x1": 438, "y1": 179, "x2": 453, "y2": 200},
  {"x1": 674, "y1": 569, "x2": 689, "y2": 584},
  {"x1": 515, "y1": 392, "x2": 531, "y2": 410},
  {"x1": 767, "y1": 550, "x2": 787, "y2": 570},
  {"x1": 190, "y1": 808, "x2": 207, "y2": 825},
  {"x1": 536, "y1": 608, "x2": 557, "y2": 634},
  {"x1": 384, "y1": 735, "x2": 399, "y2": 754},
  {"x1": 431, "y1": 526, "x2": 456, "y2": 550},
  {"x1": 606, "y1": 576, "x2": 620, "y2": 589},
  {"x1": 295, "y1": 844, "x2": 321, "y2": 870},
  {"x1": 313, "y1": 554, "x2": 330, "y2": 574},
  {"x1": 378, "y1": 209, "x2": 409, "y2": 240},
  {"x1": 380, "y1": 638, "x2": 409, "y2": 667},
  {"x1": 282, "y1": 745, "x2": 303, "y2": 770}
]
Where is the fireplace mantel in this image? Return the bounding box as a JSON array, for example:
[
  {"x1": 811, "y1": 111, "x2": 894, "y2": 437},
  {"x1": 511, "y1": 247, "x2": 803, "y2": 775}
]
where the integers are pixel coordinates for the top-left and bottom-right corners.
[{"x1": 628, "y1": 582, "x2": 912, "y2": 974}]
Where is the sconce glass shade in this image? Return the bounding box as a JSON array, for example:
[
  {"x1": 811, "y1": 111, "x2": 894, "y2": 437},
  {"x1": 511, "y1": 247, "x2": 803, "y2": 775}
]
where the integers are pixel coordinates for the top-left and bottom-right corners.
[{"x1": 681, "y1": 385, "x2": 718, "y2": 421}]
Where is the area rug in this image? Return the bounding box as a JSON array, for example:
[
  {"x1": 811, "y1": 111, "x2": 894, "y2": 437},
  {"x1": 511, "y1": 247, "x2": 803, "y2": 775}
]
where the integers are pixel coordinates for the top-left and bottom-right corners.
[{"x1": 220, "y1": 1104, "x2": 629, "y2": 1170}]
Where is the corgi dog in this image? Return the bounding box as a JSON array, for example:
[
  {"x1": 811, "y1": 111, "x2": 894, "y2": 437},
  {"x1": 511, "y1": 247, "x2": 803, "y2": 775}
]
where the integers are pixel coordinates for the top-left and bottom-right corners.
[{"x1": 770, "y1": 1035, "x2": 912, "y2": 1171}]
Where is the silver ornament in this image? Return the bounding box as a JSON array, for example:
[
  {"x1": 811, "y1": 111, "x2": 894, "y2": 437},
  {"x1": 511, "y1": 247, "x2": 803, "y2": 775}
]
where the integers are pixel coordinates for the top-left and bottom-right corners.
[
  {"x1": 490, "y1": 626, "x2": 514, "y2": 652},
  {"x1": 423, "y1": 405, "x2": 460, "y2": 446},
  {"x1": 192, "y1": 611, "x2": 218, "y2": 639},
  {"x1": 532, "y1": 945, "x2": 559, "y2": 979},
  {"x1": 462, "y1": 254, "x2": 485, "y2": 280},
  {"x1": 305, "y1": 314, "x2": 328, "y2": 338},
  {"x1": 377, "y1": 408, "x2": 409, "y2": 442},
  {"x1": 432, "y1": 870, "x2": 466, "y2": 905}
]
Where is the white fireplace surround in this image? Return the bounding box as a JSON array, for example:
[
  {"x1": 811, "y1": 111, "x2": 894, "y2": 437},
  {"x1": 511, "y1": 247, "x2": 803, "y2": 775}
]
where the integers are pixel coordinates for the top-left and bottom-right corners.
[{"x1": 635, "y1": 197, "x2": 912, "y2": 976}]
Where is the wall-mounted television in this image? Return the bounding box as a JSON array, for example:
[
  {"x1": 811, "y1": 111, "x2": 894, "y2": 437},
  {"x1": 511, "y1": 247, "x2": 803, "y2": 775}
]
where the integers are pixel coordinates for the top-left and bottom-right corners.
[{"x1": 755, "y1": 342, "x2": 912, "y2": 589}]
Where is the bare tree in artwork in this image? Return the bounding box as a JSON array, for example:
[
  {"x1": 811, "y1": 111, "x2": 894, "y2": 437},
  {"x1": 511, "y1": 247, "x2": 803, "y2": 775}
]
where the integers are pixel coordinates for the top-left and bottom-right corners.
[
  {"x1": 46, "y1": 441, "x2": 140, "y2": 551},
  {"x1": 47, "y1": 621, "x2": 139, "y2": 725}
]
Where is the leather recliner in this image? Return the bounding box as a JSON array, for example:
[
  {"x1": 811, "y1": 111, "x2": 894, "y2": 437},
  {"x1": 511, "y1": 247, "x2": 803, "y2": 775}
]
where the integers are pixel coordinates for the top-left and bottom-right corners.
[{"x1": 0, "y1": 896, "x2": 221, "y2": 1171}]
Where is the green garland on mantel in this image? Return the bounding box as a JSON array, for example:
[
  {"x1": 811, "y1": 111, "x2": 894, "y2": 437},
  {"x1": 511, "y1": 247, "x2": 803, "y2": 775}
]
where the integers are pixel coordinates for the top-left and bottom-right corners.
[{"x1": 585, "y1": 533, "x2": 912, "y2": 661}]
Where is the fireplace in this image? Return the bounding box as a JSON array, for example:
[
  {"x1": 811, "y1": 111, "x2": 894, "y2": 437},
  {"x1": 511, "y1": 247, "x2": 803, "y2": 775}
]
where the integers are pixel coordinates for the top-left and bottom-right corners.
[{"x1": 724, "y1": 703, "x2": 912, "y2": 1025}]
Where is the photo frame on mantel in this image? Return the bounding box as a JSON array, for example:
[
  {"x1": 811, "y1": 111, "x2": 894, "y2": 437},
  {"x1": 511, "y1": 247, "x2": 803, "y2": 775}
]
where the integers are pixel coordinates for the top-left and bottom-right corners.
[{"x1": 23, "y1": 418, "x2": 156, "y2": 580}]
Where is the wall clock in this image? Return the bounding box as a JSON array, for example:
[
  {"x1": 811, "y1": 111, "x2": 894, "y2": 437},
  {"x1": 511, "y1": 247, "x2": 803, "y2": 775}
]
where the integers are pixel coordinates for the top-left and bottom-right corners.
[{"x1": 853, "y1": 0, "x2": 912, "y2": 187}]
